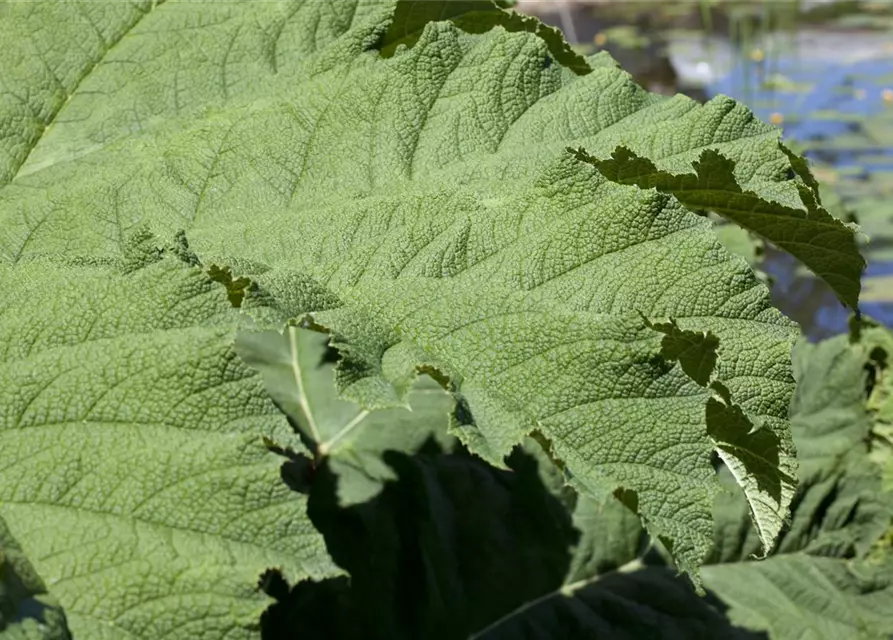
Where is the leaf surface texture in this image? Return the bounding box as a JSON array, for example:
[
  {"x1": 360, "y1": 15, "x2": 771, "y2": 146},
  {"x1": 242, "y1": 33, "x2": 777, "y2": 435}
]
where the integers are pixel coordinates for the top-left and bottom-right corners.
[{"x1": 0, "y1": 253, "x2": 338, "y2": 639}]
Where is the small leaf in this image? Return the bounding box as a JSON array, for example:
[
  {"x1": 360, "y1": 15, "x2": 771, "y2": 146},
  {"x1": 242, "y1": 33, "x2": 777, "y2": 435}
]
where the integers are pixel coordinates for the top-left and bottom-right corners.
[{"x1": 235, "y1": 325, "x2": 456, "y2": 505}]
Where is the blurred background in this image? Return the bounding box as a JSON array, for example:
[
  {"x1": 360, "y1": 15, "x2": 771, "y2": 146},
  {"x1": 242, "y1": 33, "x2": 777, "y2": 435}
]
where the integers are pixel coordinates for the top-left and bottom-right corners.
[{"x1": 519, "y1": 0, "x2": 893, "y2": 339}]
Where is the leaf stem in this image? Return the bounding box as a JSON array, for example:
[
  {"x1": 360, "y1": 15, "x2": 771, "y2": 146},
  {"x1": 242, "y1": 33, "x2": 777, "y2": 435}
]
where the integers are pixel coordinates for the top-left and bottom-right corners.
[
  {"x1": 467, "y1": 557, "x2": 645, "y2": 639},
  {"x1": 319, "y1": 409, "x2": 370, "y2": 455},
  {"x1": 288, "y1": 325, "x2": 322, "y2": 445}
]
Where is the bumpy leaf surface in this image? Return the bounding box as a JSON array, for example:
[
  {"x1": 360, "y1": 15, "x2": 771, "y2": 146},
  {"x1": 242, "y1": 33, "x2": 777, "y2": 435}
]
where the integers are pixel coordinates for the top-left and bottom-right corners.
[
  {"x1": 0, "y1": 518, "x2": 70, "y2": 640},
  {"x1": 0, "y1": 0, "x2": 848, "y2": 578},
  {"x1": 266, "y1": 328, "x2": 893, "y2": 640},
  {"x1": 484, "y1": 331, "x2": 893, "y2": 640},
  {"x1": 0, "y1": 253, "x2": 338, "y2": 640},
  {"x1": 711, "y1": 334, "x2": 893, "y2": 562}
]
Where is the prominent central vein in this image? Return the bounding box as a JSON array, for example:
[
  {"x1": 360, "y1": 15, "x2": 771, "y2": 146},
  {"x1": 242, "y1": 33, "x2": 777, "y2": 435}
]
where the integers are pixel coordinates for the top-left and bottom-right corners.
[
  {"x1": 288, "y1": 325, "x2": 321, "y2": 444},
  {"x1": 320, "y1": 409, "x2": 370, "y2": 455}
]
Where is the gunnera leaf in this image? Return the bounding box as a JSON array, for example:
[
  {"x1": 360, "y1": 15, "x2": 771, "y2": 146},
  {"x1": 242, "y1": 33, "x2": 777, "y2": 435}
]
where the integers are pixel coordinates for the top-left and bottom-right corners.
[
  {"x1": 0, "y1": 253, "x2": 339, "y2": 640},
  {"x1": 264, "y1": 327, "x2": 893, "y2": 640},
  {"x1": 0, "y1": 518, "x2": 71, "y2": 640},
  {"x1": 0, "y1": 0, "x2": 856, "y2": 581}
]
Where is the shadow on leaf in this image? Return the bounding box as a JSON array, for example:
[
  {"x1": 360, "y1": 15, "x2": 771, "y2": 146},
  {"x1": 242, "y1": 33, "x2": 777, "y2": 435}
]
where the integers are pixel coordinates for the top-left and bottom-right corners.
[{"x1": 259, "y1": 437, "x2": 767, "y2": 639}]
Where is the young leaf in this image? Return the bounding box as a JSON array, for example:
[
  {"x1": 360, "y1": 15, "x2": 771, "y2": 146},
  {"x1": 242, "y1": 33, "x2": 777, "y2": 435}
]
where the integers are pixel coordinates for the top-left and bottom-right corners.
[
  {"x1": 0, "y1": 255, "x2": 339, "y2": 640},
  {"x1": 234, "y1": 325, "x2": 456, "y2": 505}
]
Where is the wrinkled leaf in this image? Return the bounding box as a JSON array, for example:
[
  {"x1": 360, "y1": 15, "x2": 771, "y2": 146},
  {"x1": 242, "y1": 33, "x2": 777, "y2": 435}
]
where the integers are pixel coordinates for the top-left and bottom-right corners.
[
  {"x1": 711, "y1": 333, "x2": 893, "y2": 563},
  {"x1": 700, "y1": 330, "x2": 893, "y2": 640},
  {"x1": 702, "y1": 555, "x2": 893, "y2": 640},
  {"x1": 0, "y1": 0, "x2": 845, "y2": 582},
  {"x1": 571, "y1": 145, "x2": 865, "y2": 309}
]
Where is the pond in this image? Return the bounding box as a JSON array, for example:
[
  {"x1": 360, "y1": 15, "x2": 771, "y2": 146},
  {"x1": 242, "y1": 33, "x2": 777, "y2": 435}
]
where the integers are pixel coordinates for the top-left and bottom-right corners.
[{"x1": 519, "y1": 0, "x2": 893, "y2": 339}]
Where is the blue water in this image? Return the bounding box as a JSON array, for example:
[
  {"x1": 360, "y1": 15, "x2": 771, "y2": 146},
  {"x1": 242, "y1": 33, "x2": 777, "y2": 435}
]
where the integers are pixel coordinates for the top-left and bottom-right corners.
[{"x1": 710, "y1": 57, "x2": 893, "y2": 140}]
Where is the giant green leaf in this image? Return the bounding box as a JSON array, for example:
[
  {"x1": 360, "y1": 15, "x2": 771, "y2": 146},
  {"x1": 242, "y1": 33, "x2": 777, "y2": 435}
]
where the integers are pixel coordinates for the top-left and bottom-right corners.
[
  {"x1": 0, "y1": 0, "x2": 860, "y2": 580},
  {"x1": 0, "y1": 518, "x2": 70, "y2": 640},
  {"x1": 260, "y1": 328, "x2": 893, "y2": 640},
  {"x1": 0, "y1": 245, "x2": 338, "y2": 640}
]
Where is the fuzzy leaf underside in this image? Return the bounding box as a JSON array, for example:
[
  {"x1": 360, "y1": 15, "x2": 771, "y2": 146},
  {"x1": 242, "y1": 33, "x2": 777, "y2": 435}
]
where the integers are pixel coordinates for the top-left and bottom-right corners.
[
  {"x1": 0, "y1": 255, "x2": 338, "y2": 640},
  {"x1": 0, "y1": 0, "x2": 842, "y2": 581}
]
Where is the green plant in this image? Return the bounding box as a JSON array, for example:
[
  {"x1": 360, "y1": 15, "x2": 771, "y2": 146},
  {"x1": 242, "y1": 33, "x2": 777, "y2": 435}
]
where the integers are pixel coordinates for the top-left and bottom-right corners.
[{"x1": 0, "y1": 1, "x2": 887, "y2": 639}]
